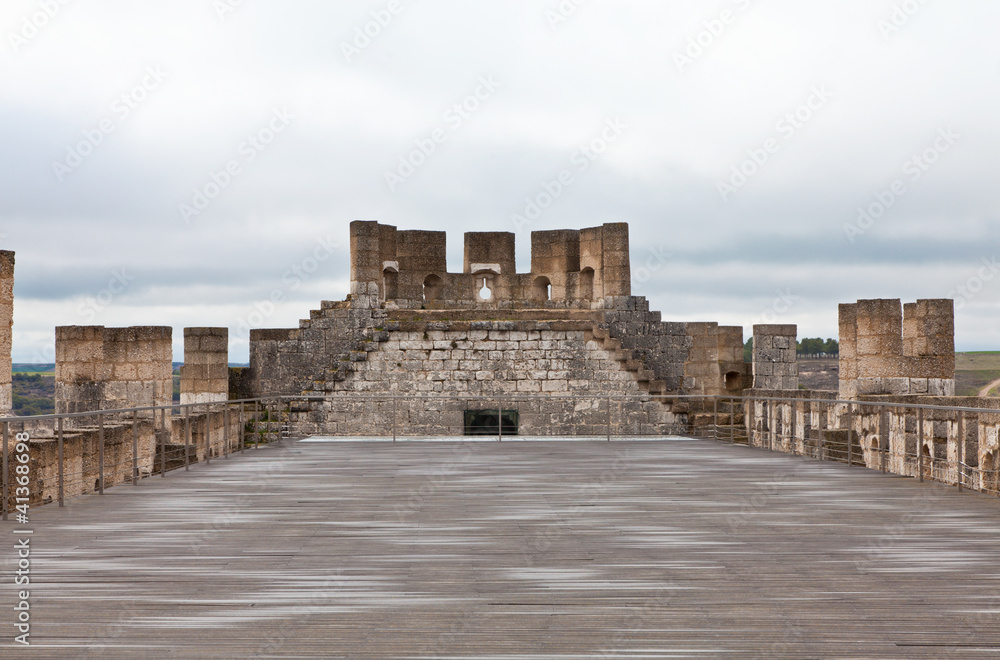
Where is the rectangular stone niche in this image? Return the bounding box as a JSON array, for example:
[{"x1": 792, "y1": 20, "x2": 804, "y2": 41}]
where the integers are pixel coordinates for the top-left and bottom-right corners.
[{"x1": 464, "y1": 409, "x2": 519, "y2": 436}]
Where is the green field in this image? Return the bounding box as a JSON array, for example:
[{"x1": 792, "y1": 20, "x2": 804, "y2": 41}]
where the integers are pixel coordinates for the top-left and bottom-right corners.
[{"x1": 956, "y1": 352, "x2": 1000, "y2": 397}]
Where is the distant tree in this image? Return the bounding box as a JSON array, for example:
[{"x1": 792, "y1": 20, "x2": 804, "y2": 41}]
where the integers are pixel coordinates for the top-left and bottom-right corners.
[
  {"x1": 743, "y1": 337, "x2": 753, "y2": 362},
  {"x1": 796, "y1": 337, "x2": 839, "y2": 356}
]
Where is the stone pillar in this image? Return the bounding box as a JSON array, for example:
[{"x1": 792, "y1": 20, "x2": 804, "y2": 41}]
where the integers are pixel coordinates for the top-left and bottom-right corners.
[
  {"x1": 397, "y1": 230, "x2": 448, "y2": 304},
  {"x1": 55, "y1": 326, "x2": 172, "y2": 417},
  {"x1": 600, "y1": 223, "x2": 631, "y2": 298},
  {"x1": 531, "y1": 230, "x2": 580, "y2": 302},
  {"x1": 753, "y1": 324, "x2": 798, "y2": 390},
  {"x1": 840, "y1": 298, "x2": 955, "y2": 399},
  {"x1": 349, "y1": 221, "x2": 383, "y2": 309},
  {"x1": 180, "y1": 328, "x2": 229, "y2": 405},
  {"x1": 0, "y1": 251, "x2": 12, "y2": 415},
  {"x1": 465, "y1": 232, "x2": 516, "y2": 275},
  {"x1": 838, "y1": 303, "x2": 859, "y2": 399}
]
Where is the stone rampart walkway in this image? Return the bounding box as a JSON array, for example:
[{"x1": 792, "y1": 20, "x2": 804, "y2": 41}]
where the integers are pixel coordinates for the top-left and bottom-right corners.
[{"x1": 4, "y1": 437, "x2": 1000, "y2": 658}]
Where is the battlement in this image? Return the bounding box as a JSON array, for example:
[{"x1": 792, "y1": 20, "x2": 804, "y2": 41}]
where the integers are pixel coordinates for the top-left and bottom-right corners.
[
  {"x1": 839, "y1": 299, "x2": 955, "y2": 398},
  {"x1": 55, "y1": 325, "x2": 173, "y2": 417},
  {"x1": 349, "y1": 221, "x2": 631, "y2": 310},
  {"x1": 0, "y1": 251, "x2": 13, "y2": 415},
  {"x1": 180, "y1": 327, "x2": 229, "y2": 405}
]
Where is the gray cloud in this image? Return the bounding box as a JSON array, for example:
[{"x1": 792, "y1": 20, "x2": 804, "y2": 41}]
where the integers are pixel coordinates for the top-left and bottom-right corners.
[{"x1": 3, "y1": 0, "x2": 999, "y2": 361}]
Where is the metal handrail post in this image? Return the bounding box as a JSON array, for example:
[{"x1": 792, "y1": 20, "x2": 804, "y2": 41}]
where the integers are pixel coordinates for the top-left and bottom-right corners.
[
  {"x1": 58, "y1": 416, "x2": 64, "y2": 506},
  {"x1": 713, "y1": 397, "x2": 719, "y2": 440},
  {"x1": 730, "y1": 398, "x2": 736, "y2": 444},
  {"x1": 392, "y1": 396, "x2": 397, "y2": 442},
  {"x1": 98, "y1": 412, "x2": 105, "y2": 494},
  {"x1": 205, "y1": 405, "x2": 211, "y2": 465},
  {"x1": 917, "y1": 407, "x2": 924, "y2": 483},
  {"x1": 818, "y1": 401, "x2": 825, "y2": 461},
  {"x1": 224, "y1": 405, "x2": 229, "y2": 458},
  {"x1": 957, "y1": 412, "x2": 964, "y2": 492},
  {"x1": 161, "y1": 407, "x2": 167, "y2": 477},
  {"x1": 2, "y1": 422, "x2": 8, "y2": 521},
  {"x1": 184, "y1": 405, "x2": 191, "y2": 470},
  {"x1": 132, "y1": 414, "x2": 138, "y2": 485},
  {"x1": 847, "y1": 402, "x2": 854, "y2": 466}
]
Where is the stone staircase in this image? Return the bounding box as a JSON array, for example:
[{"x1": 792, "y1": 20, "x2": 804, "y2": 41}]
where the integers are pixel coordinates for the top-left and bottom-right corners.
[
  {"x1": 586, "y1": 325, "x2": 667, "y2": 396},
  {"x1": 294, "y1": 302, "x2": 683, "y2": 402},
  {"x1": 295, "y1": 298, "x2": 395, "y2": 394}
]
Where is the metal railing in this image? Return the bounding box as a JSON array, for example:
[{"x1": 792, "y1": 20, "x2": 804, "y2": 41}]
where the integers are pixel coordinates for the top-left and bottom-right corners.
[{"x1": 3, "y1": 392, "x2": 999, "y2": 516}]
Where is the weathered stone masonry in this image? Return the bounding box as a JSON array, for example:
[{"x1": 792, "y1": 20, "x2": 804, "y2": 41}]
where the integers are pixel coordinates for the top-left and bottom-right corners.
[
  {"x1": 0, "y1": 251, "x2": 13, "y2": 415},
  {"x1": 180, "y1": 327, "x2": 229, "y2": 405},
  {"x1": 251, "y1": 221, "x2": 751, "y2": 434},
  {"x1": 55, "y1": 325, "x2": 172, "y2": 418}
]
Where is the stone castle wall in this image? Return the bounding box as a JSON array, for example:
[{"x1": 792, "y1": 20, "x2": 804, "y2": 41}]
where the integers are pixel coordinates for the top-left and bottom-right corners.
[
  {"x1": 351, "y1": 220, "x2": 631, "y2": 309},
  {"x1": 55, "y1": 326, "x2": 173, "y2": 418},
  {"x1": 839, "y1": 299, "x2": 954, "y2": 399},
  {"x1": 292, "y1": 320, "x2": 683, "y2": 436},
  {"x1": 180, "y1": 327, "x2": 229, "y2": 405},
  {"x1": 0, "y1": 251, "x2": 13, "y2": 415},
  {"x1": 752, "y1": 324, "x2": 798, "y2": 390}
]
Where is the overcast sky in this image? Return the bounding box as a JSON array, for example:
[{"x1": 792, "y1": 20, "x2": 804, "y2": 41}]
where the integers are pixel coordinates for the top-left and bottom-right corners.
[{"x1": 2, "y1": 0, "x2": 999, "y2": 363}]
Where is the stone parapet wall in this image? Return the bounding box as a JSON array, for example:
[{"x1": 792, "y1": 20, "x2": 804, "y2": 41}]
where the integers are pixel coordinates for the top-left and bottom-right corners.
[
  {"x1": 180, "y1": 327, "x2": 229, "y2": 405},
  {"x1": 290, "y1": 319, "x2": 681, "y2": 436},
  {"x1": 752, "y1": 324, "x2": 798, "y2": 390},
  {"x1": 0, "y1": 251, "x2": 12, "y2": 415},
  {"x1": 55, "y1": 326, "x2": 173, "y2": 418},
  {"x1": 8, "y1": 406, "x2": 245, "y2": 509},
  {"x1": 350, "y1": 220, "x2": 631, "y2": 308},
  {"x1": 840, "y1": 299, "x2": 954, "y2": 399},
  {"x1": 743, "y1": 388, "x2": 1000, "y2": 495}
]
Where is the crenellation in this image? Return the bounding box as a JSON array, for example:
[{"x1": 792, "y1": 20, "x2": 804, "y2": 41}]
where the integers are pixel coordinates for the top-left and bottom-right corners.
[
  {"x1": 55, "y1": 325, "x2": 172, "y2": 418},
  {"x1": 839, "y1": 299, "x2": 955, "y2": 399},
  {"x1": 180, "y1": 327, "x2": 229, "y2": 405},
  {"x1": 0, "y1": 251, "x2": 14, "y2": 415},
  {"x1": 752, "y1": 324, "x2": 798, "y2": 390}
]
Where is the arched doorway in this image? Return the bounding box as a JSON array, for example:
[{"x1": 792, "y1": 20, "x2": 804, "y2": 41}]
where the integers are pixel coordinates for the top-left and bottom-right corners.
[
  {"x1": 382, "y1": 268, "x2": 398, "y2": 301},
  {"x1": 423, "y1": 274, "x2": 442, "y2": 302}
]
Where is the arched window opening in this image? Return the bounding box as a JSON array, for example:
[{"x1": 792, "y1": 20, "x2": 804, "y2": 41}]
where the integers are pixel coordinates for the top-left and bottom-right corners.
[
  {"x1": 478, "y1": 277, "x2": 493, "y2": 301},
  {"x1": 382, "y1": 268, "x2": 398, "y2": 301},
  {"x1": 533, "y1": 276, "x2": 551, "y2": 302},
  {"x1": 724, "y1": 371, "x2": 741, "y2": 391},
  {"x1": 423, "y1": 274, "x2": 442, "y2": 302}
]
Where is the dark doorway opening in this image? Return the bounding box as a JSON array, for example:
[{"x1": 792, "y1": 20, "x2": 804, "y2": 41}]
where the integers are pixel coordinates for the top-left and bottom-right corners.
[{"x1": 464, "y1": 409, "x2": 519, "y2": 436}]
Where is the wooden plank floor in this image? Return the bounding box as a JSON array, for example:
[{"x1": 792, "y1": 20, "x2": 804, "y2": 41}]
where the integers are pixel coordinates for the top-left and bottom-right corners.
[{"x1": 4, "y1": 437, "x2": 1000, "y2": 658}]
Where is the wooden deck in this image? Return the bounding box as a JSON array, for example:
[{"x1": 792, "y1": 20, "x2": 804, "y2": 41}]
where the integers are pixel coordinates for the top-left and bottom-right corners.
[{"x1": 5, "y1": 436, "x2": 1000, "y2": 658}]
